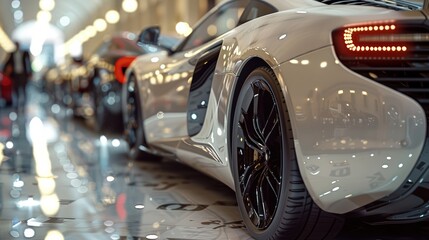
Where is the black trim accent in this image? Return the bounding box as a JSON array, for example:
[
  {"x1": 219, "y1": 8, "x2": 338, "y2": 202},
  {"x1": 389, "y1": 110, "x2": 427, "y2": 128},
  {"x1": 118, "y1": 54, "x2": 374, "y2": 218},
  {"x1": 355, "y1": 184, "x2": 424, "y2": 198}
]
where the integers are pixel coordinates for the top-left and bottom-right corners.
[
  {"x1": 315, "y1": 0, "x2": 421, "y2": 10},
  {"x1": 237, "y1": 0, "x2": 278, "y2": 26},
  {"x1": 187, "y1": 45, "x2": 222, "y2": 136},
  {"x1": 348, "y1": 138, "x2": 429, "y2": 224}
]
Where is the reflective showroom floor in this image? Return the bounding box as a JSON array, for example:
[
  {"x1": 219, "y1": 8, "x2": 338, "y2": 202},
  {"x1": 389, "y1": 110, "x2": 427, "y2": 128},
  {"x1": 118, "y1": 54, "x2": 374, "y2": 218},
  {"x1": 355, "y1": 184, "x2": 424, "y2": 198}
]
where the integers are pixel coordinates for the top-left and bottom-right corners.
[{"x1": 0, "y1": 84, "x2": 428, "y2": 240}]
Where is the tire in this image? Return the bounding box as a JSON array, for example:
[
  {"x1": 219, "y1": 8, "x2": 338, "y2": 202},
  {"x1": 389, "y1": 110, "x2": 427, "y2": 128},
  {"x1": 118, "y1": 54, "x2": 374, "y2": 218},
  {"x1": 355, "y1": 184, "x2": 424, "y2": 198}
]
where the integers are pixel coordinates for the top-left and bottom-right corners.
[
  {"x1": 231, "y1": 67, "x2": 344, "y2": 240},
  {"x1": 93, "y1": 84, "x2": 122, "y2": 133},
  {"x1": 124, "y1": 75, "x2": 161, "y2": 161},
  {"x1": 94, "y1": 88, "x2": 111, "y2": 132},
  {"x1": 91, "y1": 73, "x2": 108, "y2": 132}
]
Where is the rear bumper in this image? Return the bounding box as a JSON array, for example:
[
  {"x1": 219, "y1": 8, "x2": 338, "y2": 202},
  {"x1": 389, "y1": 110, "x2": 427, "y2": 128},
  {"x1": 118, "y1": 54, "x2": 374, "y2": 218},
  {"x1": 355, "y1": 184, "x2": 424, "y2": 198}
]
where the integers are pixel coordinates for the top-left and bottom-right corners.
[
  {"x1": 279, "y1": 46, "x2": 427, "y2": 214},
  {"x1": 349, "y1": 138, "x2": 429, "y2": 224}
]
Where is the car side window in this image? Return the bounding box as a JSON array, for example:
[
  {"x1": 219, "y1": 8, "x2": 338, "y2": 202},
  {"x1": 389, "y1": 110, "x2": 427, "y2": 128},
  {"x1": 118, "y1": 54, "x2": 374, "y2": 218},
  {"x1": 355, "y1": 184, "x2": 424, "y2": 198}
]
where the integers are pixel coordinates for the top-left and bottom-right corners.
[
  {"x1": 95, "y1": 42, "x2": 110, "y2": 55},
  {"x1": 238, "y1": 1, "x2": 278, "y2": 25},
  {"x1": 179, "y1": 1, "x2": 248, "y2": 51},
  {"x1": 108, "y1": 41, "x2": 120, "y2": 51},
  {"x1": 122, "y1": 39, "x2": 147, "y2": 53}
]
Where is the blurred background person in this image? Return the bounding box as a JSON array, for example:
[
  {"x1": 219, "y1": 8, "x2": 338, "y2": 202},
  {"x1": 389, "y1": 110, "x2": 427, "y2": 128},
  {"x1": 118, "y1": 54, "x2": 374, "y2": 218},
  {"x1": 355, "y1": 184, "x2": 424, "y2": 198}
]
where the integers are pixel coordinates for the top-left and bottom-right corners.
[{"x1": 3, "y1": 41, "x2": 32, "y2": 112}]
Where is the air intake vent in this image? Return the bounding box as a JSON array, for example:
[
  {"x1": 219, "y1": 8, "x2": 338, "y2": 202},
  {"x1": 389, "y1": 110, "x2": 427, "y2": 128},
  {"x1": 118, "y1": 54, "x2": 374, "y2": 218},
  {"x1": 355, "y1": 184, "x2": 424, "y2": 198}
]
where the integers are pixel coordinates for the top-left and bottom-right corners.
[{"x1": 315, "y1": 0, "x2": 421, "y2": 10}]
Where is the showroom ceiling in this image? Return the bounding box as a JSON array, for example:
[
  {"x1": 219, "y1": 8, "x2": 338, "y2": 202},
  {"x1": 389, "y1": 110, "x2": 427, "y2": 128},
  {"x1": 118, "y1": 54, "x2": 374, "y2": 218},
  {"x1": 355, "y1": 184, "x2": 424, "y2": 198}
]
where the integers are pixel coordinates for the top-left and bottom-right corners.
[
  {"x1": 0, "y1": 0, "x2": 105, "y2": 47},
  {"x1": 0, "y1": 0, "x2": 205, "y2": 59}
]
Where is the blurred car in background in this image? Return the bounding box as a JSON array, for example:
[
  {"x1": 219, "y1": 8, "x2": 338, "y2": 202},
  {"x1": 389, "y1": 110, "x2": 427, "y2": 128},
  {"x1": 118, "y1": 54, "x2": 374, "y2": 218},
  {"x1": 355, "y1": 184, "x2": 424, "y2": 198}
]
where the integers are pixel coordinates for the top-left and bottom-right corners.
[
  {"x1": 40, "y1": 56, "x2": 85, "y2": 110},
  {"x1": 68, "y1": 57, "x2": 92, "y2": 117},
  {"x1": 82, "y1": 31, "x2": 179, "y2": 132},
  {"x1": 122, "y1": 0, "x2": 429, "y2": 240}
]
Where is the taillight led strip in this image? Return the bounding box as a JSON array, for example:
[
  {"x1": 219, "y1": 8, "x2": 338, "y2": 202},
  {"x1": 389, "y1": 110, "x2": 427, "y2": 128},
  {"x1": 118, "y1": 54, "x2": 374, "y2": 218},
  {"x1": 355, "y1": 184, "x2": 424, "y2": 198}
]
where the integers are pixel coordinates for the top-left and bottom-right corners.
[{"x1": 343, "y1": 24, "x2": 408, "y2": 52}]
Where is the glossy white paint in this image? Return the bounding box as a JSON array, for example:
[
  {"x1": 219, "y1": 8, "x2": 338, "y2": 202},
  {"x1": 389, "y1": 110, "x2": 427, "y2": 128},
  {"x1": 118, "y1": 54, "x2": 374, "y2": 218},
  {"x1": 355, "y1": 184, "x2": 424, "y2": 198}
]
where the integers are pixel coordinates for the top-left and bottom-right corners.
[
  {"x1": 279, "y1": 47, "x2": 426, "y2": 213},
  {"x1": 127, "y1": 0, "x2": 428, "y2": 214}
]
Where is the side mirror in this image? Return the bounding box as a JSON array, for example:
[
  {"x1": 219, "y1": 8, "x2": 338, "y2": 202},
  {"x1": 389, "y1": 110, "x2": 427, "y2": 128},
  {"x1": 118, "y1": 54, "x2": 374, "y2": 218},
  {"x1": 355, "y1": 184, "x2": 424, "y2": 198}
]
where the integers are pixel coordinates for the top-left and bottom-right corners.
[{"x1": 138, "y1": 26, "x2": 160, "y2": 45}]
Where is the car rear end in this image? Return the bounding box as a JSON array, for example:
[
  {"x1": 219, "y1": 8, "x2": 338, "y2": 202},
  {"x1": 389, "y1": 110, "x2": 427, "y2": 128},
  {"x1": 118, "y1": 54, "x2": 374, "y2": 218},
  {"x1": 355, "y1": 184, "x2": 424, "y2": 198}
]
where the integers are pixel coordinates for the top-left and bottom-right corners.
[
  {"x1": 258, "y1": 0, "x2": 429, "y2": 219},
  {"x1": 330, "y1": 4, "x2": 429, "y2": 224}
]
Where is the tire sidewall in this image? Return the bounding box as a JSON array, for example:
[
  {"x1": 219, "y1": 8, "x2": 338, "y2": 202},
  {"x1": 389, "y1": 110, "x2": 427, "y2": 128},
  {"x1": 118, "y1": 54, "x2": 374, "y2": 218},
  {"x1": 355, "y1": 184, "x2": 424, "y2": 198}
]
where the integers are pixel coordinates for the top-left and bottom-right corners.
[
  {"x1": 127, "y1": 76, "x2": 145, "y2": 159},
  {"x1": 95, "y1": 88, "x2": 105, "y2": 124}
]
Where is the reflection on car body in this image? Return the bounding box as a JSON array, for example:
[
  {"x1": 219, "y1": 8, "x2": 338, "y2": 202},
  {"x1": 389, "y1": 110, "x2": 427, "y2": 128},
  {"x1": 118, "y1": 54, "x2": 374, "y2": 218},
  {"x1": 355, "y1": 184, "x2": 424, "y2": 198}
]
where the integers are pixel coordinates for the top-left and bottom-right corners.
[{"x1": 122, "y1": 0, "x2": 429, "y2": 239}]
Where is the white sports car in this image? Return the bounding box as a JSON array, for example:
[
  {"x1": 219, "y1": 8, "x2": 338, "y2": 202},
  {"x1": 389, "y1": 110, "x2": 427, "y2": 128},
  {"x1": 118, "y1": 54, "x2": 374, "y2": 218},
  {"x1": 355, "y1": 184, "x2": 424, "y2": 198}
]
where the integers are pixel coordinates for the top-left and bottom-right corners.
[{"x1": 122, "y1": 0, "x2": 429, "y2": 239}]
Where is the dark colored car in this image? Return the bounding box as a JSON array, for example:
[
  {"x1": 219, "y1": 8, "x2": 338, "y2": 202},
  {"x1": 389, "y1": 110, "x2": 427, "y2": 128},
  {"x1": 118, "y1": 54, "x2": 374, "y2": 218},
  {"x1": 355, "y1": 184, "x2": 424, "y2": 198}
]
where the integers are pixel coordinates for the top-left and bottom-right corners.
[{"x1": 82, "y1": 31, "x2": 179, "y2": 132}]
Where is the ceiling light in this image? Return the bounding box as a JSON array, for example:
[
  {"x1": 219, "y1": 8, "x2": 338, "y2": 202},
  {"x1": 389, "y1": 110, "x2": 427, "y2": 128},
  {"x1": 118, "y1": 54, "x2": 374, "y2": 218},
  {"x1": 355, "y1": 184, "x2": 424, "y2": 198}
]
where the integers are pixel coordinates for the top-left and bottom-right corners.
[
  {"x1": 13, "y1": 10, "x2": 23, "y2": 21},
  {"x1": 39, "y1": 0, "x2": 55, "y2": 11},
  {"x1": 37, "y1": 10, "x2": 51, "y2": 23},
  {"x1": 105, "y1": 10, "x2": 120, "y2": 24},
  {"x1": 76, "y1": 31, "x2": 89, "y2": 43},
  {"x1": 84, "y1": 26, "x2": 97, "y2": 38},
  {"x1": 175, "y1": 22, "x2": 192, "y2": 36},
  {"x1": 59, "y1": 16, "x2": 70, "y2": 27},
  {"x1": 122, "y1": 0, "x2": 138, "y2": 13},
  {"x1": 0, "y1": 26, "x2": 14, "y2": 52},
  {"x1": 11, "y1": 0, "x2": 20, "y2": 9},
  {"x1": 93, "y1": 18, "x2": 107, "y2": 32},
  {"x1": 66, "y1": 41, "x2": 83, "y2": 57}
]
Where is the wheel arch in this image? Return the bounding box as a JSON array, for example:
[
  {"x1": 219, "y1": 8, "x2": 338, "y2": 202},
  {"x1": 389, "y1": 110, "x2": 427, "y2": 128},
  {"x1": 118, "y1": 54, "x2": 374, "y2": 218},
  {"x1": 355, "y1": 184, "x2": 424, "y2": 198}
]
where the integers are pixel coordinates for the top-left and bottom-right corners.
[
  {"x1": 227, "y1": 56, "x2": 301, "y2": 172},
  {"x1": 122, "y1": 71, "x2": 135, "y2": 126},
  {"x1": 123, "y1": 72, "x2": 150, "y2": 150},
  {"x1": 227, "y1": 57, "x2": 273, "y2": 171}
]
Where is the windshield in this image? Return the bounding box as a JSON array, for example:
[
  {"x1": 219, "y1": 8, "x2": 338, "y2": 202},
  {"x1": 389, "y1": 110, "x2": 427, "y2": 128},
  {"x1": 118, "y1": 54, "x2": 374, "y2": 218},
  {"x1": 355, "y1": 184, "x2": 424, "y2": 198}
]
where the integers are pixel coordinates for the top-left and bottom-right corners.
[{"x1": 314, "y1": 0, "x2": 425, "y2": 10}]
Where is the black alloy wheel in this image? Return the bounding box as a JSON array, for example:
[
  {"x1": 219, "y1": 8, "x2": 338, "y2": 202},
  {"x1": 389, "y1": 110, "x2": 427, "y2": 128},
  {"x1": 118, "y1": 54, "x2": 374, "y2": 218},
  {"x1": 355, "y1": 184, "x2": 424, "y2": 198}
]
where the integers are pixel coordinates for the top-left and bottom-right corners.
[
  {"x1": 91, "y1": 73, "x2": 109, "y2": 132},
  {"x1": 93, "y1": 81, "x2": 122, "y2": 133},
  {"x1": 125, "y1": 76, "x2": 139, "y2": 150},
  {"x1": 94, "y1": 87, "x2": 110, "y2": 132},
  {"x1": 124, "y1": 75, "x2": 161, "y2": 160},
  {"x1": 231, "y1": 67, "x2": 344, "y2": 240},
  {"x1": 235, "y1": 71, "x2": 282, "y2": 229}
]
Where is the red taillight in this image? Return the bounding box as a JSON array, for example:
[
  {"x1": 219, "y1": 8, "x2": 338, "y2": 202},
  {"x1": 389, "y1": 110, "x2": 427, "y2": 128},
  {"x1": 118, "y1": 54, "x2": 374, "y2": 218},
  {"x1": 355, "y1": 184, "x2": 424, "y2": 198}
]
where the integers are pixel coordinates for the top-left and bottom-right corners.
[
  {"x1": 114, "y1": 56, "x2": 136, "y2": 84},
  {"x1": 332, "y1": 22, "x2": 426, "y2": 59}
]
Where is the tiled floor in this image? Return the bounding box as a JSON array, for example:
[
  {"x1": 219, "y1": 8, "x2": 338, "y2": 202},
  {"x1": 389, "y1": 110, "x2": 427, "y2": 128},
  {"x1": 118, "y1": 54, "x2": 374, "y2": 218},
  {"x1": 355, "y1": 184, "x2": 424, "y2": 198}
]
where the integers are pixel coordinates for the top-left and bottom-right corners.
[{"x1": 0, "y1": 85, "x2": 428, "y2": 240}]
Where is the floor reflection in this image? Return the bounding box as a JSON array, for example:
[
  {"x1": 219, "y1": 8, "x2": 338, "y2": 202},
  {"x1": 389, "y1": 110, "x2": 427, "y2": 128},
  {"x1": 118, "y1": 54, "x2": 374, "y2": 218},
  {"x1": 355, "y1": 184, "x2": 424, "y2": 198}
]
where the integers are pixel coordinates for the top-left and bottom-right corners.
[
  {"x1": 1, "y1": 84, "x2": 428, "y2": 240},
  {"x1": 0, "y1": 84, "x2": 250, "y2": 240}
]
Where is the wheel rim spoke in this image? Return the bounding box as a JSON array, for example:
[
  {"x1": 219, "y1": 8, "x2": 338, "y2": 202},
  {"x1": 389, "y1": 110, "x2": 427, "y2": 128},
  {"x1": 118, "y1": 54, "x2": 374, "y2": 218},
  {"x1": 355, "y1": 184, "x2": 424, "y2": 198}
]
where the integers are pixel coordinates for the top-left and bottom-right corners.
[
  {"x1": 240, "y1": 159, "x2": 265, "y2": 197},
  {"x1": 255, "y1": 169, "x2": 271, "y2": 228},
  {"x1": 250, "y1": 82, "x2": 266, "y2": 146},
  {"x1": 265, "y1": 166, "x2": 280, "y2": 199},
  {"x1": 239, "y1": 114, "x2": 265, "y2": 155},
  {"x1": 262, "y1": 103, "x2": 280, "y2": 143}
]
